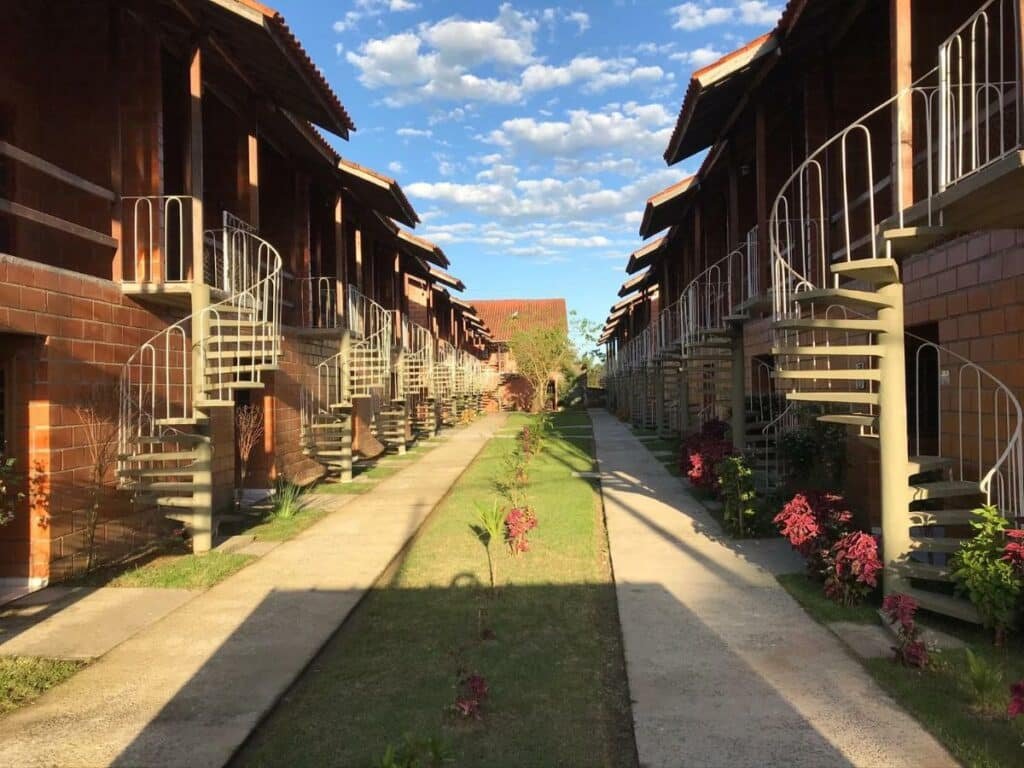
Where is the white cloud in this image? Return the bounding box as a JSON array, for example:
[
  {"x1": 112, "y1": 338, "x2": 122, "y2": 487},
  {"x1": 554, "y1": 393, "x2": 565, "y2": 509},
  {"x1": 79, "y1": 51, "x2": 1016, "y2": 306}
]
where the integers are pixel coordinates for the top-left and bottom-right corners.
[
  {"x1": 388, "y1": 161, "x2": 404, "y2": 173},
  {"x1": 397, "y1": 127, "x2": 433, "y2": 138},
  {"x1": 668, "y1": 1, "x2": 779, "y2": 30},
  {"x1": 486, "y1": 102, "x2": 674, "y2": 155},
  {"x1": 670, "y1": 46, "x2": 725, "y2": 68},
  {"x1": 566, "y1": 11, "x2": 590, "y2": 33}
]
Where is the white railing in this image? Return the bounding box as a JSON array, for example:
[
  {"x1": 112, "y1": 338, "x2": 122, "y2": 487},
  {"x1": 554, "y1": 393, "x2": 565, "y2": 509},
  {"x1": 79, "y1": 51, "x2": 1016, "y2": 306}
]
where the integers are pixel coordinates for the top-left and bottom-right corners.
[
  {"x1": 121, "y1": 195, "x2": 193, "y2": 283},
  {"x1": 657, "y1": 300, "x2": 682, "y2": 352},
  {"x1": 404, "y1": 322, "x2": 434, "y2": 394},
  {"x1": 347, "y1": 286, "x2": 392, "y2": 399},
  {"x1": 939, "y1": 0, "x2": 1020, "y2": 190},
  {"x1": 679, "y1": 239, "x2": 757, "y2": 355},
  {"x1": 434, "y1": 340, "x2": 457, "y2": 398},
  {"x1": 297, "y1": 277, "x2": 345, "y2": 329},
  {"x1": 770, "y1": 72, "x2": 943, "y2": 320},
  {"x1": 909, "y1": 331, "x2": 1023, "y2": 520},
  {"x1": 118, "y1": 223, "x2": 282, "y2": 471}
]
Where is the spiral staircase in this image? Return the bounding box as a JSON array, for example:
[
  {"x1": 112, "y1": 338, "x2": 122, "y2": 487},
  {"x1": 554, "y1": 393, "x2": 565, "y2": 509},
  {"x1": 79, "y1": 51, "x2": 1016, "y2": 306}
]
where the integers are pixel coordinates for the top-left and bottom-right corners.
[
  {"x1": 300, "y1": 348, "x2": 352, "y2": 479},
  {"x1": 434, "y1": 340, "x2": 457, "y2": 427},
  {"x1": 769, "y1": 0, "x2": 1023, "y2": 620},
  {"x1": 117, "y1": 214, "x2": 282, "y2": 550},
  {"x1": 347, "y1": 286, "x2": 393, "y2": 449},
  {"x1": 404, "y1": 321, "x2": 436, "y2": 437}
]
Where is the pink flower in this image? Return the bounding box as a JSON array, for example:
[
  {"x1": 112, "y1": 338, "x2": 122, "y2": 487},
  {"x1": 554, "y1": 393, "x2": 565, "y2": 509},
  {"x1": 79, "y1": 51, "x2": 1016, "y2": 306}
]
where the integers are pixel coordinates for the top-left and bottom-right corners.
[{"x1": 1009, "y1": 681, "x2": 1024, "y2": 718}]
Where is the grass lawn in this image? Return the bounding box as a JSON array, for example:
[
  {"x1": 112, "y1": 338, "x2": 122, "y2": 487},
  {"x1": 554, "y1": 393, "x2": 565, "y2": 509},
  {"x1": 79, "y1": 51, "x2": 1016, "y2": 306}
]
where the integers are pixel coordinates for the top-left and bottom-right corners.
[
  {"x1": 106, "y1": 551, "x2": 255, "y2": 589},
  {"x1": 779, "y1": 571, "x2": 1024, "y2": 767},
  {"x1": 234, "y1": 409, "x2": 637, "y2": 768},
  {"x1": 0, "y1": 657, "x2": 84, "y2": 715}
]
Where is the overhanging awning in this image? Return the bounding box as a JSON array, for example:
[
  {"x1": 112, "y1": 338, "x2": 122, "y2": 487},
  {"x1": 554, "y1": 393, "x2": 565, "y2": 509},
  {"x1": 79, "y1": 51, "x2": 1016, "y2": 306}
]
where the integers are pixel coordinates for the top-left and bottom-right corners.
[
  {"x1": 429, "y1": 266, "x2": 465, "y2": 292},
  {"x1": 664, "y1": 33, "x2": 778, "y2": 164},
  {"x1": 619, "y1": 269, "x2": 656, "y2": 298},
  {"x1": 338, "y1": 159, "x2": 418, "y2": 227},
  {"x1": 626, "y1": 236, "x2": 668, "y2": 274},
  {"x1": 397, "y1": 229, "x2": 450, "y2": 268},
  {"x1": 610, "y1": 293, "x2": 642, "y2": 313},
  {"x1": 640, "y1": 176, "x2": 698, "y2": 238},
  {"x1": 157, "y1": 0, "x2": 356, "y2": 138}
]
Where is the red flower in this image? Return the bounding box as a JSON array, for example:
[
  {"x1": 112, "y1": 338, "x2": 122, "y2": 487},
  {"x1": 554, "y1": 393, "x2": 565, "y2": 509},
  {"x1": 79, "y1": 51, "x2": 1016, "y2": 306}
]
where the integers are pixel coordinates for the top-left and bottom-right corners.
[
  {"x1": 1002, "y1": 529, "x2": 1024, "y2": 572},
  {"x1": 1009, "y1": 681, "x2": 1024, "y2": 718}
]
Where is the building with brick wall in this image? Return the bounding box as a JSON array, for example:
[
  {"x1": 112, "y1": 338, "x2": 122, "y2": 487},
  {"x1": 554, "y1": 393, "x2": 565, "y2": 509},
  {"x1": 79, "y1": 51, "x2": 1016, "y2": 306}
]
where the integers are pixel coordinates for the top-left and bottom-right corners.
[
  {"x1": 602, "y1": 0, "x2": 1024, "y2": 624},
  {"x1": 0, "y1": 0, "x2": 491, "y2": 595},
  {"x1": 471, "y1": 299, "x2": 569, "y2": 411}
]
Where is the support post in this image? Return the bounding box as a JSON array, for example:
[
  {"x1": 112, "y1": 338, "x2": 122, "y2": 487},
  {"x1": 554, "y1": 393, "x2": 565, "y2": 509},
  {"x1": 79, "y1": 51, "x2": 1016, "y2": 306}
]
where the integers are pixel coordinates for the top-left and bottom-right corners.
[
  {"x1": 730, "y1": 329, "x2": 746, "y2": 451},
  {"x1": 654, "y1": 361, "x2": 666, "y2": 436},
  {"x1": 678, "y1": 364, "x2": 690, "y2": 434},
  {"x1": 878, "y1": 280, "x2": 911, "y2": 595},
  {"x1": 339, "y1": 329, "x2": 353, "y2": 483},
  {"x1": 891, "y1": 0, "x2": 914, "y2": 216}
]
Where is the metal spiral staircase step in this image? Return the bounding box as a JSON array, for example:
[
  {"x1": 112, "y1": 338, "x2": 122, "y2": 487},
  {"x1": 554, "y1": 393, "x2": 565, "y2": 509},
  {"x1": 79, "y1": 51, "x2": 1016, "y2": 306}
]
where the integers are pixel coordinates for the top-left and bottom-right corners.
[
  {"x1": 120, "y1": 466, "x2": 201, "y2": 478},
  {"x1": 907, "y1": 536, "x2": 966, "y2": 554},
  {"x1": 908, "y1": 455, "x2": 956, "y2": 474},
  {"x1": 830, "y1": 258, "x2": 900, "y2": 284},
  {"x1": 787, "y1": 391, "x2": 880, "y2": 406},
  {"x1": 908, "y1": 509, "x2": 976, "y2": 526},
  {"x1": 790, "y1": 288, "x2": 894, "y2": 311},
  {"x1": 775, "y1": 318, "x2": 884, "y2": 333},
  {"x1": 816, "y1": 413, "x2": 877, "y2": 427},
  {"x1": 118, "y1": 451, "x2": 198, "y2": 462},
  {"x1": 896, "y1": 561, "x2": 955, "y2": 582},
  {"x1": 776, "y1": 369, "x2": 881, "y2": 381},
  {"x1": 902, "y1": 587, "x2": 980, "y2": 624},
  {"x1": 909, "y1": 480, "x2": 983, "y2": 502},
  {"x1": 772, "y1": 345, "x2": 885, "y2": 358}
]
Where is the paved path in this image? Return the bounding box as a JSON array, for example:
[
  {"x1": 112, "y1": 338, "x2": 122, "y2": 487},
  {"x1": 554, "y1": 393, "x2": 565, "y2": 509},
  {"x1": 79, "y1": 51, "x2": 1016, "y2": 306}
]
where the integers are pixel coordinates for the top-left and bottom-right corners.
[
  {"x1": 591, "y1": 410, "x2": 955, "y2": 768},
  {"x1": 0, "y1": 415, "x2": 504, "y2": 768}
]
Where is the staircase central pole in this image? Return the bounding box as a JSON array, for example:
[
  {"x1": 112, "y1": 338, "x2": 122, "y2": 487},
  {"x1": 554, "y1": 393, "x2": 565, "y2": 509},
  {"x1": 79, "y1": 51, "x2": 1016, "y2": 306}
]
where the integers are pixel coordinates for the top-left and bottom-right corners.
[
  {"x1": 730, "y1": 328, "x2": 746, "y2": 452},
  {"x1": 877, "y1": 278, "x2": 911, "y2": 595}
]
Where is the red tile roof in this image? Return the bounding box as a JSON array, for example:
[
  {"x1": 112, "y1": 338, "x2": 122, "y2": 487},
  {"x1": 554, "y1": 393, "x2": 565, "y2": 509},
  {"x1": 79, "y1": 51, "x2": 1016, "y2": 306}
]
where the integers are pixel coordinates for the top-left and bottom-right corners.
[{"x1": 468, "y1": 299, "x2": 568, "y2": 343}]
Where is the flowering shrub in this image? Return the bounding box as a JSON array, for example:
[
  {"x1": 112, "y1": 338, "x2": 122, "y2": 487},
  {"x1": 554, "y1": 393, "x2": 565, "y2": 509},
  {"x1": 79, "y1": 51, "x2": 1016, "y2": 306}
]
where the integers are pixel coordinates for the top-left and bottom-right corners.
[
  {"x1": 680, "y1": 423, "x2": 733, "y2": 494},
  {"x1": 505, "y1": 506, "x2": 538, "y2": 555},
  {"x1": 773, "y1": 491, "x2": 853, "y2": 579},
  {"x1": 825, "y1": 531, "x2": 882, "y2": 607},
  {"x1": 451, "y1": 672, "x2": 489, "y2": 720},
  {"x1": 1009, "y1": 680, "x2": 1024, "y2": 718},
  {"x1": 882, "y1": 593, "x2": 929, "y2": 668}
]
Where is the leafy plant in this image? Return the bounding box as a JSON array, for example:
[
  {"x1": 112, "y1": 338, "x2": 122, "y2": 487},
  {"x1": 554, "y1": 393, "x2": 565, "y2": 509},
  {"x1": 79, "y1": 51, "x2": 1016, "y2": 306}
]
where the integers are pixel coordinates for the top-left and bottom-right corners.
[
  {"x1": 824, "y1": 531, "x2": 882, "y2": 607},
  {"x1": 473, "y1": 500, "x2": 505, "y2": 589},
  {"x1": 773, "y1": 491, "x2": 853, "y2": 579},
  {"x1": 777, "y1": 417, "x2": 846, "y2": 488},
  {"x1": 718, "y1": 455, "x2": 763, "y2": 537},
  {"x1": 271, "y1": 477, "x2": 304, "y2": 520},
  {"x1": 450, "y1": 671, "x2": 489, "y2": 720},
  {"x1": 504, "y1": 506, "x2": 538, "y2": 555},
  {"x1": 951, "y1": 504, "x2": 1021, "y2": 644},
  {"x1": 0, "y1": 456, "x2": 24, "y2": 527},
  {"x1": 235, "y1": 403, "x2": 264, "y2": 507},
  {"x1": 375, "y1": 735, "x2": 452, "y2": 767},
  {"x1": 962, "y1": 648, "x2": 1005, "y2": 716},
  {"x1": 882, "y1": 593, "x2": 929, "y2": 668}
]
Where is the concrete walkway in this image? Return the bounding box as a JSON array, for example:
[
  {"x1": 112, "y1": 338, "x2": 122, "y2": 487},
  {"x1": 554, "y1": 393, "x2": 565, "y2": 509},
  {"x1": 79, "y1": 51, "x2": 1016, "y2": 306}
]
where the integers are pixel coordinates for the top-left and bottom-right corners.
[
  {"x1": 591, "y1": 410, "x2": 955, "y2": 768},
  {"x1": 0, "y1": 415, "x2": 504, "y2": 768}
]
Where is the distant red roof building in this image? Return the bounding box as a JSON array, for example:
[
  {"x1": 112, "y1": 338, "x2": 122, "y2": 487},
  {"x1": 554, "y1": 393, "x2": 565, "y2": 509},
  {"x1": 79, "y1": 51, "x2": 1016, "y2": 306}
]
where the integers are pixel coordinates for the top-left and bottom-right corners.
[{"x1": 470, "y1": 299, "x2": 568, "y2": 343}]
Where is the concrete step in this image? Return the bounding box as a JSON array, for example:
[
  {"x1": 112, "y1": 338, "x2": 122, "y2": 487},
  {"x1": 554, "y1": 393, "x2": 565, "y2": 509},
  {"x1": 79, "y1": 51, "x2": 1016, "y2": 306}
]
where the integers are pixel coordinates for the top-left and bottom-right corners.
[
  {"x1": 775, "y1": 318, "x2": 884, "y2": 333},
  {"x1": 772, "y1": 344, "x2": 884, "y2": 357},
  {"x1": 831, "y1": 257, "x2": 899, "y2": 285},
  {"x1": 776, "y1": 369, "x2": 881, "y2": 382},
  {"x1": 790, "y1": 287, "x2": 893, "y2": 311},
  {"x1": 788, "y1": 391, "x2": 880, "y2": 406},
  {"x1": 897, "y1": 560, "x2": 955, "y2": 582},
  {"x1": 907, "y1": 536, "x2": 966, "y2": 554},
  {"x1": 118, "y1": 451, "x2": 197, "y2": 462},
  {"x1": 817, "y1": 413, "x2": 877, "y2": 427},
  {"x1": 907, "y1": 508, "x2": 975, "y2": 526},
  {"x1": 909, "y1": 480, "x2": 983, "y2": 502},
  {"x1": 903, "y1": 587, "x2": 980, "y2": 623},
  {"x1": 907, "y1": 455, "x2": 955, "y2": 475}
]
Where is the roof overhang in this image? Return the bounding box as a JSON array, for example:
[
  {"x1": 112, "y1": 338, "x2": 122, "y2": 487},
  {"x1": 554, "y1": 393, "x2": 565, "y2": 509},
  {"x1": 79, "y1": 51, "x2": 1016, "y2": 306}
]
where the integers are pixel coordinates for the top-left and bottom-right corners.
[
  {"x1": 640, "y1": 176, "x2": 699, "y2": 238},
  {"x1": 338, "y1": 159, "x2": 418, "y2": 227},
  {"x1": 619, "y1": 269, "x2": 657, "y2": 298},
  {"x1": 163, "y1": 0, "x2": 356, "y2": 138},
  {"x1": 397, "y1": 229, "x2": 450, "y2": 268},
  {"x1": 610, "y1": 293, "x2": 642, "y2": 313},
  {"x1": 626, "y1": 236, "x2": 669, "y2": 275},
  {"x1": 429, "y1": 266, "x2": 465, "y2": 292},
  {"x1": 664, "y1": 33, "x2": 778, "y2": 164}
]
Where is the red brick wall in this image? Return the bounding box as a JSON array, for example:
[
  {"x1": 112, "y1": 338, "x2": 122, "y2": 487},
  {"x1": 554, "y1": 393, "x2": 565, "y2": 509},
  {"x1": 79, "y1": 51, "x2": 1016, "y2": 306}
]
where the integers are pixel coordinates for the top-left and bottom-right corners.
[{"x1": 0, "y1": 255, "x2": 177, "y2": 582}]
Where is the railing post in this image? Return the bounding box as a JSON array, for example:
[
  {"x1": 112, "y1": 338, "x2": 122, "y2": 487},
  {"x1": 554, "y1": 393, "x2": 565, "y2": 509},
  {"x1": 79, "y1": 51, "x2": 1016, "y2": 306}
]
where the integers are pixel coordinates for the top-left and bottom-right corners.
[
  {"x1": 730, "y1": 328, "x2": 746, "y2": 452},
  {"x1": 338, "y1": 329, "x2": 353, "y2": 483}
]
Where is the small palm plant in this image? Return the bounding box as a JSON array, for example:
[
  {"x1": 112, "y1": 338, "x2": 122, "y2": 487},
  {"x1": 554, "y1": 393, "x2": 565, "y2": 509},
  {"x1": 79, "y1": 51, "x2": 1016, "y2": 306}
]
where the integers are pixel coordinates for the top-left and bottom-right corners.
[{"x1": 472, "y1": 500, "x2": 505, "y2": 591}]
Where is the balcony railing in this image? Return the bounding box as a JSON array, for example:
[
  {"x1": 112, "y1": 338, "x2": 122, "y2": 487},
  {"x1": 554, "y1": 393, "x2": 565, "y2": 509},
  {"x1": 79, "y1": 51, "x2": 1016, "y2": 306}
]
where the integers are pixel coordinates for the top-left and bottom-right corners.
[{"x1": 295, "y1": 277, "x2": 345, "y2": 329}]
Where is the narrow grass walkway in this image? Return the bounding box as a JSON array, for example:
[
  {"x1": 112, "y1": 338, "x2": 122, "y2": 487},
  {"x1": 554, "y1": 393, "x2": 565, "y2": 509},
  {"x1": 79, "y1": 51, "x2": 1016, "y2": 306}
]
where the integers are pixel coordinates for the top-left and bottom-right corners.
[{"x1": 234, "y1": 410, "x2": 637, "y2": 768}]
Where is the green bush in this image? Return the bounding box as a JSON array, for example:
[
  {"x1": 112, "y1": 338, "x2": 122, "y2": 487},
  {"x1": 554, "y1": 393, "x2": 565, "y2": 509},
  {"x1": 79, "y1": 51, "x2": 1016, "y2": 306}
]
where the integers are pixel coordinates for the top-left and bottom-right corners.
[
  {"x1": 718, "y1": 455, "x2": 767, "y2": 538},
  {"x1": 271, "y1": 478, "x2": 305, "y2": 520},
  {"x1": 951, "y1": 504, "x2": 1021, "y2": 644}
]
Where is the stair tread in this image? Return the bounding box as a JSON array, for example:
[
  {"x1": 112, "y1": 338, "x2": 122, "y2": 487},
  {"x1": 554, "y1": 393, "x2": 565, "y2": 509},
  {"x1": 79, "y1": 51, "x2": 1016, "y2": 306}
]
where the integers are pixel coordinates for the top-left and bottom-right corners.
[
  {"x1": 136, "y1": 481, "x2": 197, "y2": 492},
  {"x1": 902, "y1": 587, "x2": 980, "y2": 624},
  {"x1": 776, "y1": 369, "x2": 881, "y2": 381},
  {"x1": 129, "y1": 433, "x2": 204, "y2": 445},
  {"x1": 817, "y1": 413, "x2": 877, "y2": 427},
  {"x1": 790, "y1": 288, "x2": 893, "y2": 310},
  {"x1": 775, "y1": 318, "x2": 884, "y2": 332},
  {"x1": 908, "y1": 455, "x2": 956, "y2": 474},
  {"x1": 119, "y1": 451, "x2": 197, "y2": 462},
  {"x1": 908, "y1": 508, "x2": 975, "y2": 526},
  {"x1": 831, "y1": 258, "x2": 899, "y2": 284},
  {"x1": 897, "y1": 560, "x2": 955, "y2": 582},
  {"x1": 154, "y1": 418, "x2": 198, "y2": 426},
  {"x1": 772, "y1": 345, "x2": 884, "y2": 357},
  {"x1": 909, "y1": 480, "x2": 983, "y2": 501},
  {"x1": 908, "y1": 536, "x2": 966, "y2": 553},
  {"x1": 788, "y1": 391, "x2": 880, "y2": 405}
]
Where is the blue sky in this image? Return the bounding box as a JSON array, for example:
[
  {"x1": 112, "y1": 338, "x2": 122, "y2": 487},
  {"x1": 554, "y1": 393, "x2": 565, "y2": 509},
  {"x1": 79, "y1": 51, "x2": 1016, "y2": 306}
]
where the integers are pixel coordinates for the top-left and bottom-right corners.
[{"x1": 274, "y1": 0, "x2": 781, "y2": 330}]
